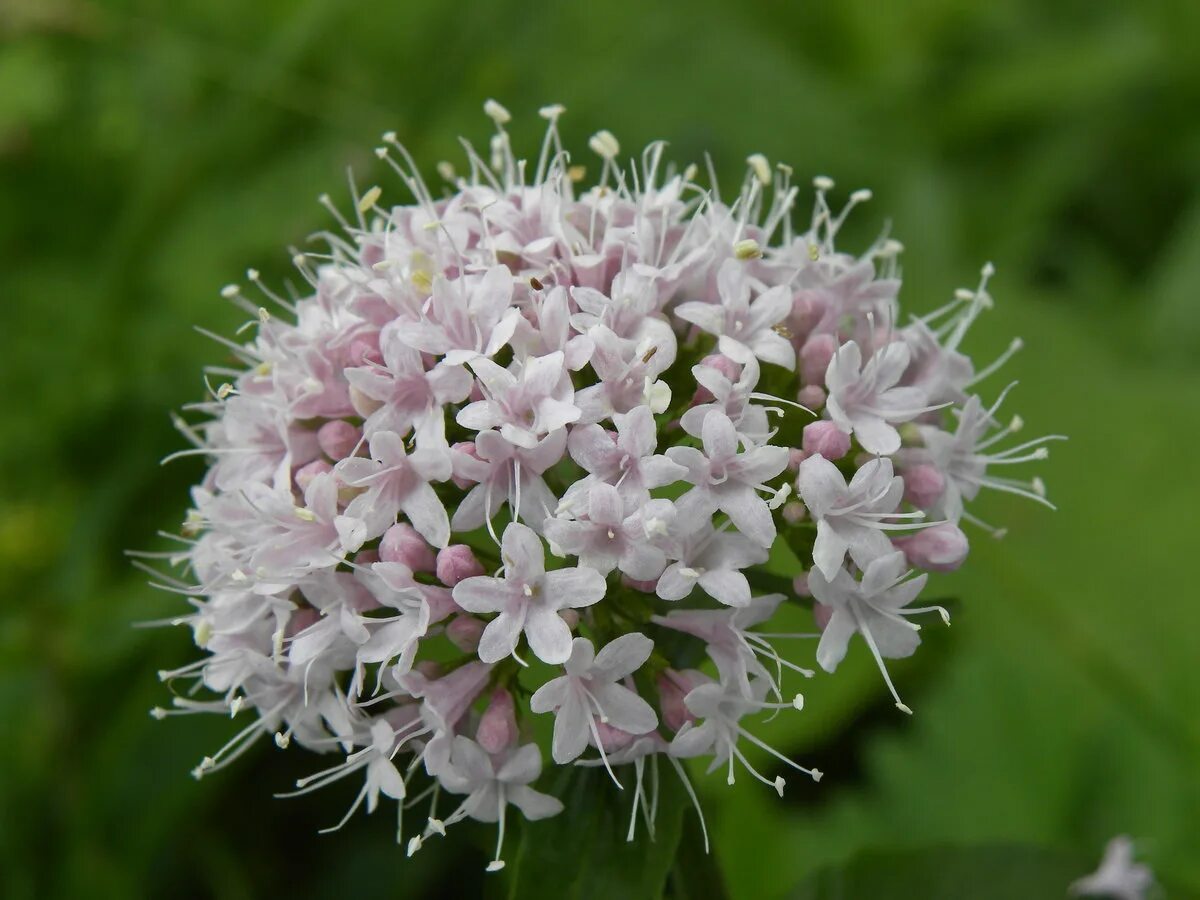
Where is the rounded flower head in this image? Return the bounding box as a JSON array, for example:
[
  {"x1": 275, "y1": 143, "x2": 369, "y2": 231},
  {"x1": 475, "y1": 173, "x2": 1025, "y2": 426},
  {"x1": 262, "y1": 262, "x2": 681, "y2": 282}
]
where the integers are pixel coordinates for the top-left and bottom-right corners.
[{"x1": 149, "y1": 103, "x2": 1057, "y2": 869}]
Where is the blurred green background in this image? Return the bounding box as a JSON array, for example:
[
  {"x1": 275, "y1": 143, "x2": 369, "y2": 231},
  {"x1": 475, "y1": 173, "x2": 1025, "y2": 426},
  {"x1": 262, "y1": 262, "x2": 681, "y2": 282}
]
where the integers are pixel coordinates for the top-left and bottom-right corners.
[{"x1": 2, "y1": 0, "x2": 1198, "y2": 897}]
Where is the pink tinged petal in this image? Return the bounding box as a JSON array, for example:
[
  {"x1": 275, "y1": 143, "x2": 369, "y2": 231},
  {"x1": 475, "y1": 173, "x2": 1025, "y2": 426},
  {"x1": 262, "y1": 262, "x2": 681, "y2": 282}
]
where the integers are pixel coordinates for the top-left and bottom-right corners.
[
  {"x1": 543, "y1": 567, "x2": 606, "y2": 610},
  {"x1": 850, "y1": 415, "x2": 902, "y2": 456},
  {"x1": 698, "y1": 569, "x2": 751, "y2": 607},
  {"x1": 863, "y1": 609, "x2": 922, "y2": 659},
  {"x1": 593, "y1": 632, "x2": 655, "y2": 680},
  {"x1": 863, "y1": 341, "x2": 911, "y2": 389},
  {"x1": 336, "y1": 457, "x2": 381, "y2": 485},
  {"x1": 825, "y1": 340, "x2": 863, "y2": 395},
  {"x1": 614, "y1": 405, "x2": 657, "y2": 457},
  {"x1": 335, "y1": 515, "x2": 367, "y2": 553},
  {"x1": 427, "y1": 364, "x2": 473, "y2": 404},
  {"x1": 620, "y1": 542, "x2": 666, "y2": 581},
  {"x1": 452, "y1": 576, "x2": 508, "y2": 615},
  {"x1": 484, "y1": 308, "x2": 521, "y2": 357},
  {"x1": 524, "y1": 608, "x2": 573, "y2": 664},
  {"x1": 523, "y1": 428, "x2": 569, "y2": 473},
  {"x1": 730, "y1": 444, "x2": 790, "y2": 484},
  {"x1": 568, "y1": 424, "x2": 619, "y2": 474},
  {"x1": 589, "y1": 683, "x2": 658, "y2": 735},
  {"x1": 451, "y1": 482, "x2": 495, "y2": 532},
  {"x1": 655, "y1": 563, "x2": 697, "y2": 602},
  {"x1": 477, "y1": 609, "x2": 526, "y2": 663},
  {"x1": 798, "y1": 453, "x2": 848, "y2": 516},
  {"x1": 400, "y1": 483, "x2": 450, "y2": 549},
  {"x1": 675, "y1": 301, "x2": 726, "y2": 335},
  {"x1": 397, "y1": 320, "x2": 451, "y2": 356},
  {"x1": 529, "y1": 676, "x2": 570, "y2": 714},
  {"x1": 846, "y1": 525, "x2": 895, "y2": 573},
  {"x1": 507, "y1": 785, "x2": 564, "y2": 820},
  {"x1": 718, "y1": 484, "x2": 776, "y2": 547},
  {"x1": 848, "y1": 456, "x2": 895, "y2": 494},
  {"x1": 701, "y1": 410, "x2": 739, "y2": 463},
  {"x1": 669, "y1": 721, "x2": 716, "y2": 757},
  {"x1": 500, "y1": 422, "x2": 539, "y2": 450},
  {"x1": 537, "y1": 397, "x2": 582, "y2": 432},
  {"x1": 495, "y1": 742, "x2": 542, "y2": 784},
  {"x1": 875, "y1": 386, "x2": 928, "y2": 423},
  {"x1": 551, "y1": 694, "x2": 591, "y2": 763},
  {"x1": 815, "y1": 609, "x2": 857, "y2": 672},
  {"x1": 501, "y1": 522, "x2": 545, "y2": 583},
  {"x1": 522, "y1": 351, "x2": 567, "y2": 397},
  {"x1": 640, "y1": 455, "x2": 689, "y2": 488},
  {"x1": 664, "y1": 446, "x2": 708, "y2": 482},
  {"x1": 746, "y1": 331, "x2": 796, "y2": 370},
  {"x1": 588, "y1": 483, "x2": 624, "y2": 526},
  {"x1": 812, "y1": 518, "x2": 851, "y2": 580},
  {"x1": 748, "y1": 285, "x2": 792, "y2": 330},
  {"x1": 517, "y1": 476, "x2": 557, "y2": 530},
  {"x1": 456, "y1": 400, "x2": 498, "y2": 432}
]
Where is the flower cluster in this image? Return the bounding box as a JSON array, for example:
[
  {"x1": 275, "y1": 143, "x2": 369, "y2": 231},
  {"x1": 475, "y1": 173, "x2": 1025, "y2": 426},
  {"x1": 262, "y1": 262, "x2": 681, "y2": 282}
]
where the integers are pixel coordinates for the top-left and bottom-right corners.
[{"x1": 147, "y1": 101, "x2": 1061, "y2": 870}]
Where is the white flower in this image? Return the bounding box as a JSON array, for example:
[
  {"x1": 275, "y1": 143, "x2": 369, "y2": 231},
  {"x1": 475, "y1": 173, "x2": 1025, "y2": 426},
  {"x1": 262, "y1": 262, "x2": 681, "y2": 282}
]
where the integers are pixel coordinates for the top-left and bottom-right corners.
[
  {"x1": 452, "y1": 523, "x2": 606, "y2": 664},
  {"x1": 798, "y1": 454, "x2": 925, "y2": 580},
  {"x1": 807, "y1": 550, "x2": 946, "y2": 713},
  {"x1": 824, "y1": 339, "x2": 932, "y2": 455},
  {"x1": 675, "y1": 259, "x2": 795, "y2": 369},
  {"x1": 1070, "y1": 836, "x2": 1155, "y2": 900},
  {"x1": 431, "y1": 737, "x2": 563, "y2": 872},
  {"x1": 543, "y1": 483, "x2": 674, "y2": 580},
  {"x1": 335, "y1": 429, "x2": 452, "y2": 546},
  {"x1": 529, "y1": 635, "x2": 658, "y2": 765},
  {"x1": 667, "y1": 410, "x2": 790, "y2": 548},
  {"x1": 458, "y1": 351, "x2": 579, "y2": 449}
]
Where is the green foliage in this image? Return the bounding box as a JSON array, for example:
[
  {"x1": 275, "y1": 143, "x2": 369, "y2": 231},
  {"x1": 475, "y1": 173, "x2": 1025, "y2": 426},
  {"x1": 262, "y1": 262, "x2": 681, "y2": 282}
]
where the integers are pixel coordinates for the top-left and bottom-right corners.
[{"x1": 2, "y1": 0, "x2": 1198, "y2": 897}]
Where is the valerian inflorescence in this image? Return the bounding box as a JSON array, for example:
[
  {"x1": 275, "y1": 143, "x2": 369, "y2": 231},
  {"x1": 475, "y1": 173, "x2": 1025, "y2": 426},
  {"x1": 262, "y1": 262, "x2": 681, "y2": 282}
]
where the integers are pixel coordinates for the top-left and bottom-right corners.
[{"x1": 142, "y1": 101, "x2": 1063, "y2": 871}]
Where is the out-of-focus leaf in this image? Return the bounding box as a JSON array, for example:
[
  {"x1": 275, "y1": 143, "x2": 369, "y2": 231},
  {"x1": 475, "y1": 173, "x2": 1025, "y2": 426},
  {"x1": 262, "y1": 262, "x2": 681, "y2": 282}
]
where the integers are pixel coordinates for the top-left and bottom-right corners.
[
  {"x1": 502, "y1": 765, "x2": 686, "y2": 900},
  {"x1": 791, "y1": 844, "x2": 1088, "y2": 900}
]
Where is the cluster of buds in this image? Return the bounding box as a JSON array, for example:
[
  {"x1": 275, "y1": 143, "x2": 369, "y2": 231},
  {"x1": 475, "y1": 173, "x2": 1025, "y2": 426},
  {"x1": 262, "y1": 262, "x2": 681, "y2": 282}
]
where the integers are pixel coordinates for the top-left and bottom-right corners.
[{"x1": 146, "y1": 101, "x2": 1061, "y2": 870}]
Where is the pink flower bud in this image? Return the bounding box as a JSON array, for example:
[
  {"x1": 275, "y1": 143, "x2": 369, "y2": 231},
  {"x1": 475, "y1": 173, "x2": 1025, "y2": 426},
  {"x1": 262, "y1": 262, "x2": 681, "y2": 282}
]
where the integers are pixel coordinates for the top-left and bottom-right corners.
[
  {"x1": 592, "y1": 721, "x2": 635, "y2": 752},
  {"x1": 658, "y1": 669, "x2": 705, "y2": 732},
  {"x1": 793, "y1": 573, "x2": 811, "y2": 598},
  {"x1": 813, "y1": 601, "x2": 833, "y2": 630},
  {"x1": 903, "y1": 464, "x2": 945, "y2": 509},
  {"x1": 693, "y1": 354, "x2": 741, "y2": 403},
  {"x1": 446, "y1": 614, "x2": 484, "y2": 653},
  {"x1": 379, "y1": 523, "x2": 436, "y2": 572},
  {"x1": 800, "y1": 333, "x2": 837, "y2": 385},
  {"x1": 348, "y1": 334, "x2": 381, "y2": 366},
  {"x1": 796, "y1": 384, "x2": 826, "y2": 411},
  {"x1": 317, "y1": 420, "x2": 362, "y2": 461},
  {"x1": 559, "y1": 609, "x2": 580, "y2": 630},
  {"x1": 788, "y1": 448, "x2": 806, "y2": 471},
  {"x1": 620, "y1": 574, "x2": 658, "y2": 594},
  {"x1": 436, "y1": 544, "x2": 485, "y2": 586},
  {"x1": 450, "y1": 441, "x2": 480, "y2": 490},
  {"x1": 791, "y1": 290, "x2": 829, "y2": 336},
  {"x1": 802, "y1": 420, "x2": 851, "y2": 460},
  {"x1": 424, "y1": 586, "x2": 458, "y2": 624},
  {"x1": 355, "y1": 549, "x2": 380, "y2": 566},
  {"x1": 477, "y1": 688, "x2": 518, "y2": 754},
  {"x1": 782, "y1": 501, "x2": 806, "y2": 525},
  {"x1": 294, "y1": 459, "x2": 332, "y2": 491},
  {"x1": 894, "y1": 524, "x2": 969, "y2": 572}
]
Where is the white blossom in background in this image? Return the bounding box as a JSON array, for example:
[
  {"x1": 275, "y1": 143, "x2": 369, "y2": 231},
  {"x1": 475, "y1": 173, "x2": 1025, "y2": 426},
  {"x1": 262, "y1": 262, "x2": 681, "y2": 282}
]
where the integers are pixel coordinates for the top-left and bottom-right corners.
[
  {"x1": 144, "y1": 101, "x2": 1060, "y2": 870},
  {"x1": 1070, "y1": 836, "x2": 1156, "y2": 900}
]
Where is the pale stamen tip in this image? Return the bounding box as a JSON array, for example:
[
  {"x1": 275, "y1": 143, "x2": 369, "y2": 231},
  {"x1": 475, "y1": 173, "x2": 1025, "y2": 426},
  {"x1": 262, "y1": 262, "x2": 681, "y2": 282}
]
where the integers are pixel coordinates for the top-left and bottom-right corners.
[
  {"x1": 792, "y1": 694, "x2": 805, "y2": 710},
  {"x1": 896, "y1": 702, "x2": 914, "y2": 715},
  {"x1": 486, "y1": 860, "x2": 507, "y2": 873},
  {"x1": 773, "y1": 776, "x2": 786, "y2": 797}
]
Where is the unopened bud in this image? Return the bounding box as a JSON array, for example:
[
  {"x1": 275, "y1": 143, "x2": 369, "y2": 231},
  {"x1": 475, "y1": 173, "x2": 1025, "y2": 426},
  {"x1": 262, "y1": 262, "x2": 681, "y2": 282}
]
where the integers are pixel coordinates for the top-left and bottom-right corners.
[
  {"x1": 436, "y1": 544, "x2": 485, "y2": 587},
  {"x1": 802, "y1": 420, "x2": 851, "y2": 461},
  {"x1": 379, "y1": 523, "x2": 436, "y2": 572}
]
